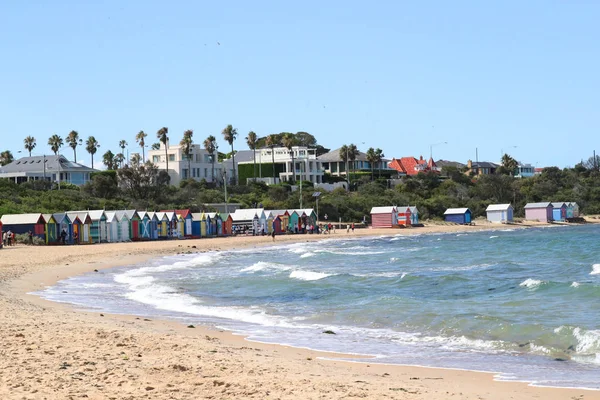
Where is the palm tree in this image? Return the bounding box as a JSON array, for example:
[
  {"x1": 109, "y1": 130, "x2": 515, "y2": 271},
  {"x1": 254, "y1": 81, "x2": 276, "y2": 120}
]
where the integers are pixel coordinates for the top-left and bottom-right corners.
[
  {"x1": 265, "y1": 134, "x2": 278, "y2": 181},
  {"x1": 114, "y1": 153, "x2": 125, "y2": 169},
  {"x1": 151, "y1": 143, "x2": 160, "y2": 150},
  {"x1": 340, "y1": 144, "x2": 359, "y2": 190},
  {"x1": 130, "y1": 153, "x2": 141, "y2": 167},
  {"x1": 23, "y1": 136, "x2": 36, "y2": 157},
  {"x1": 48, "y1": 134, "x2": 64, "y2": 155},
  {"x1": 0, "y1": 150, "x2": 14, "y2": 166},
  {"x1": 246, "y1": 131, "x2": 258, "y2": 182},
  {"x1": 66, "y1": 131, "x2": 82, "y2": 162},
  {"x1": 375, "y1": 148, "x2": 384, "y2": 179},
  {"x1": 103, "y1": 150, "x2": 116, "y2": 170},
  {"x1": 221, "y1": 124, "x2": 238, "y2": 184},
  {"x1": 136, "y1": 130, "x2": 148, "y2": 162},
  {"x1": 156, "y1": 127, "x2": 169, "y2": 172},
  {"x1": 366, "y1": 147, "x2": 377, "y2": 181},
  {"x1": 282, "y1": 133, "x2": 296, "y2": 183},
  {"x1": 119, "y1": 140, "x2": 128, "y2": 167},
  {"x1": 203, "y1": 135, "x2": 217, "y2": 183},
  {"x1": 180, "y1": 129, "x2": 194, "y2": 180},
  {"x1": 85, "y1": 136, "x2": 100, "y2": 169},
  {"x1": 501, "y1": 154, "x2": 518, "y2": 176}
]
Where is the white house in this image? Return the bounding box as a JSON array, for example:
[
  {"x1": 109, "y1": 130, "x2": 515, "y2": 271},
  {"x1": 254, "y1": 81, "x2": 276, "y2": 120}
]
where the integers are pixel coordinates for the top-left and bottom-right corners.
[
  {"x1": 486, "y1": 204, "x2": 514, "y2": 223},
  {"x1": 0, "y1": 155, "x2": 97, "y2": 186}
]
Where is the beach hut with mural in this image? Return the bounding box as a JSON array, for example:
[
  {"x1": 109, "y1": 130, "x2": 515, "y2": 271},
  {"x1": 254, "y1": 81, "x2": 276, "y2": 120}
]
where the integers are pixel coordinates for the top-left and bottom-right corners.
[
  {"x1": 370, "y1": 207, "x2": 398, "y2": 228},
  {"x1": 524, "y1": 202, "x2": 553, "y2": 222},
  {"x1": 231, "y1": 208, "x2": 262, "y2": 234},
  {"x1": 486, "y1": 204, "x2": 514, "y2": 224},
  {"x1": 444, "y1": 208, "x2": 472, "y2": 225},
  {"x1": 396, "y1": 206, "x2": 412, "y2": 226},
  {"x1": 568, "y1": 202, "x2": 580, "y2": 218},
  {"x1": 0, "y1": 213, "x2": 47, "y2": 241},
  {"x1": 43, "y1": 214, "x2": 58, "y2": 244},
  {"x1": 67, "y1": 212, "x2": 93, "y2": 244},
  {"x1": 408, "y1": 206, "x2": 419, "y2": 225}
]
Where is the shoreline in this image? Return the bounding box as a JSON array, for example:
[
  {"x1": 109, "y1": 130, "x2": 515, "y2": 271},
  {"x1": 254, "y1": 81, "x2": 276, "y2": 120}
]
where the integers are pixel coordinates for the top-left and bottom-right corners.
[{"x1": 2, "y1": 223, "x2": 599, "y2": 399}]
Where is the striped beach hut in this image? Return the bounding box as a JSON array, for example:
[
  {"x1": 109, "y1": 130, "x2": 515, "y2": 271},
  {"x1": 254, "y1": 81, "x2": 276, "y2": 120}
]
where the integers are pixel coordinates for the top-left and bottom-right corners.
[
  {"x1": 147, "y1": 212, "x2": 160, "y2": 240},
  {"x1": 396, "y1": 206, "x2": 412, "y2": 226},
  {"x1": 524, "y1": 202, "x2": 553, "y2": 222},
  {"x1": 230, "y1": 208, "x2": 262, "y2": 235},
  {"x1": 0, "y1": 213, "x2": 47, "y2": 241},
  {"x1": 370, "y1": 207, "x2": 398, "y2": 228},
  {"x1": 444, "y1": 208, "x2": 472, "y2": 225},
  {"x1": 551, "y1": 202, "x2": 567, "y2": 222},
  {"x1": 486, "y1": 204, "x2": 514, "y2": 224},
  {"x1": 105, "y1": 211, "x2": 120, "y2": 242},
  {"x1": 123, "y1": 210, "x2": 141, "y2": 240},
  {"x1": 113, "y1": 211, "x2": 131, "y2": 242}
]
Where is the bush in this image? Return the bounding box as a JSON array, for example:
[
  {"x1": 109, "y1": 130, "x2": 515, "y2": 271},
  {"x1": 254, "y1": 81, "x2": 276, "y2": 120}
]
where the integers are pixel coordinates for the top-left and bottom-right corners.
[{"x1": 14, "y1": 233, "x2": 44, "y2": 245}]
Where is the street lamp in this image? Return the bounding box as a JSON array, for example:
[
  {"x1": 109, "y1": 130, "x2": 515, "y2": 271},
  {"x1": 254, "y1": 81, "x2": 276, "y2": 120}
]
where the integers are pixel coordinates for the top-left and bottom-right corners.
[{"x1": 429, "y1": 141, "x2": 448, "y2": 160}]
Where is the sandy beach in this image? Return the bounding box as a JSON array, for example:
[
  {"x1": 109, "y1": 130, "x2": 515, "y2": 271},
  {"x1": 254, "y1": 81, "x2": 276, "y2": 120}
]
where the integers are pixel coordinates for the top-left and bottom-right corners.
[{"x1": 1, "y1": 223, "x2": 598, "y2": 399}]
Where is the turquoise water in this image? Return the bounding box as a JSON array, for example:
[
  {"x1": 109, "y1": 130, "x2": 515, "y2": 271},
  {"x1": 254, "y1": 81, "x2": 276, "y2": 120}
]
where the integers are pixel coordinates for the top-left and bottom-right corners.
[{"x1": 39, "y1": 225, "x2": 600, "y2": 389}]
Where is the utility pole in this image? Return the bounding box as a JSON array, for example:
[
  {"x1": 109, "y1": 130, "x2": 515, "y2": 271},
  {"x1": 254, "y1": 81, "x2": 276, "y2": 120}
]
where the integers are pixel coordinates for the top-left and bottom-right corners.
[
  {"x1": 299, "y1": 161, "x2": 303, "y2": 209},
  {"x1": 223, "y1": 170, "x2": 228, "y2": 213}
]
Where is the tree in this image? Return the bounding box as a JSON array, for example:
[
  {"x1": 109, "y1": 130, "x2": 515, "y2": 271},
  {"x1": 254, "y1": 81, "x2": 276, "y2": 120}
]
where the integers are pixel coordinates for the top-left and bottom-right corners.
[
  {"x1": 348, "y1": 143, "x2": 359, "y2": 186},
  {"x1": 66, "y1": 131, "x2": 82, "y2": 162},
  {"x1": 203, "y1": 135, "x2": 218, "y2": 183},
  {"x1": 340, "y1": 144, "x2": 359, "y2": 189},
  {"x1": 151, "y1": 142, "x2": 160, "y2": 150},
  {"x1": 119, "y1": 140, "x2": 128, "y2": 167},
  {"x1": 246, "y1": 131, "x2": 258, "y2": 183},
  {"x1": 103, "y1": 150, "x2": 116, "y2": 170},
  {"x1": 130, "y1": 153, "x2": 141, "y2": 167},
  {"x1": 136, "y1": 130, "x2": 148, "y2": 162},
  {"x1": 282, "y1": 133, "x2": 297, "y2": 183},
  {"x1": 180, "y1": 129, "x2": 193, "y2": 180},
  {"x1": 85, "y1": 136, "x2": 100, "y2": 169},
  {"x1": 114, "y1": 153, "x2": 125, "y2": 169},
  {"x1": 23, "y1": 136, "x2": 36, "y2": 157},
  {"x1": 156, "y1": 127, "x2": 169, "y2": 172},
  {"x1": 118, "y1": 161, "x2": 167, "y2": 202},
  {"x1": 265, "y1": 134, "x2": 279, "y2": 181},
  {"x1": 366, "y1": 147, "x2": 377, "y2": 181},
  {"x1": 501, "y1": 154, "x2": 518, "y2": 176},
  {"x1": 221, "y1": 124, "x2": 238, "y2": 184},
  {"x1": 0, "y1": 150, "x2": 14, "y2": 166},
  {"x1": 375, "y1": 148, "x2": 384, "y2": 179},
  {"x1": 48, "y1": 134, "x2": 64, "y2": 155}
]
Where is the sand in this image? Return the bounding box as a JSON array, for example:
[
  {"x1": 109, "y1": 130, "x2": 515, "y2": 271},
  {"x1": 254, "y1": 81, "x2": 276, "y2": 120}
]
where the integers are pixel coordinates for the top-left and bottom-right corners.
[{"x1": 1, "y1": 223, "x2": 598, "y2": 399}]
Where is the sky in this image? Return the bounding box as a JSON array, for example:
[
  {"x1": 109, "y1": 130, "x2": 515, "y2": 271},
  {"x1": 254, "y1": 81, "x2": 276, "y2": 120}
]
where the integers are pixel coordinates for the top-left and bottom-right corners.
[{"x1": 1, "y1": 1, "x2": 599, "y2": 168}]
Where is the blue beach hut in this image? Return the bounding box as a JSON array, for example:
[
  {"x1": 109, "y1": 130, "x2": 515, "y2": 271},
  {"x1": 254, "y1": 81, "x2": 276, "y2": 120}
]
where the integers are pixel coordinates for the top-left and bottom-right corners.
[
  {"x1": 444, "y1": 208, "x2": 472, "y2": 225},
  {"x1": 551, "y1": 202, "x2": 567, "y2": 222}
]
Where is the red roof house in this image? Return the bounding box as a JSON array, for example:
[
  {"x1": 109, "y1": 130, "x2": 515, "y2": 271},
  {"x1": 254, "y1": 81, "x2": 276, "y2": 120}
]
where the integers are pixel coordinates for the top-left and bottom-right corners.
[{"x1": 389, "y1": 156, "x2": 439, "y2": 176}]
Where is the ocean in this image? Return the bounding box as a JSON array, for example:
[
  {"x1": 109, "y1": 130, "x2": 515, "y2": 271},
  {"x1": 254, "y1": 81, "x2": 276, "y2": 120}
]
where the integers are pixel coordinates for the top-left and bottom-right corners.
[{"x1": 37, "y1": 224, "x2": 600, "y2": 390}]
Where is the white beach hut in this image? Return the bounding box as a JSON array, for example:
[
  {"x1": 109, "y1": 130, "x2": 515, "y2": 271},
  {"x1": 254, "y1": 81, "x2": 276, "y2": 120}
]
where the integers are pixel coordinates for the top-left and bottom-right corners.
[{"x1": 486, "y1": 204, "x2": 514, "y2": 223}]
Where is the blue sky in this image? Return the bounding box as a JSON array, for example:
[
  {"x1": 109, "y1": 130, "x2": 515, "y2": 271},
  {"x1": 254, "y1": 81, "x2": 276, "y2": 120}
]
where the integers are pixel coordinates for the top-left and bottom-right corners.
[{"x1": 1, "y1": 1, "x2": 599, "y2": 168}]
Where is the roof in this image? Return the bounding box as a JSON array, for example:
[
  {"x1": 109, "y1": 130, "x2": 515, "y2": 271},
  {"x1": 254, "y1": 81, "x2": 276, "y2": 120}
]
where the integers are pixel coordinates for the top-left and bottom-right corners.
[
  {"x1": 551, "y1": 202, "x2": 567, "y2": 208},
  {"x1": 569, "y1": 202, "x2": 579, "y2": 207},
  {"x1": 318, "y1": 147, "x2": 371, "y2": 163},
  {"x1": 268, "y1": 210, "x2": 289, "y2": 217},
  {"x1": 53, "y1": 212, "x2": 71, "y2": 224},
  {"x1": 524, "y1": 202, "x2": 552, "y2": 209},
  {"x1": 293, "y1": 209, "x2": 315, "y2": 217},
  {"x1": 1, "y1": 213, "x2": 46, "y2": 225},
  {"x1": 370, "y1": 206, "x2": 396, "y2": 214},
  {"x1": 471, "y1": 161, "x2": 498, "y2": 168},
  {"x1": 0, "y1": 155, "x2": 97, "y2": 174},
  {"x1": 435, "y1": 160, "x2": 466, "y2": 169},
  {"x1": 72, "y1": 210, "x2": 106, "y2": 221},
  {"x1": 388, "y1": 156, "x2": 437, "y2": 176},
  {"x1": 160, "y1": 209, "x2": 192, "y2": 218},
  {"x1": 408, "y1": 206, "x2": 419, "y2": 214},
  {"x1": 486, "y1": 204, "x2": 513, "y2": 212},
  {"x1": 444, "y1": 208, "x2": 471, "y2": 215},
  {"x1": 104, "y1": 211, "x2": 118, "y2": 221},
  {"x1": 67, "y1": 212, "x2": 92, "y2": 223},
  {"x1": 230, "y1": 208, "x2": 264, "y2": 222},
  {"x1": 191, "y1": 213, "x2": 203, "y2": 221},
  {"x1": 43, "y1": 213, "x2": 54, "y2": 223}
]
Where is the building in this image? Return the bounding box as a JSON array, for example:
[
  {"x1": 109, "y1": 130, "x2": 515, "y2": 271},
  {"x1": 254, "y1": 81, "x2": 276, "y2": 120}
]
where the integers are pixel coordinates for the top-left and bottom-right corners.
[
  {"x1": 148, "y1": 142, "x2": 228, "y2": 186},
  {"x1": 236, "y1": 146, "x2": 324, "y2": 184},
  {"x1": 0, "y1": 155, "x2": 96, "y2": 186},
  {"x1": 524, "y1": 202, "x2": 553, "y2": 222},
  {"x1": 551, "y1": 202, "x2": 567, "y2": 222},
  {"x1": 388, "y1": 156, "x2": 440, "y2": 177},
  {"x1": 444, "y1": 208, "x2": 472, "y2": 224},
  {"x1": 319, "y1": 148, "x2": 392, "y2": 179},
  {"x1": 515, "y1": 163, "x2": 535, "y2": 178},
  {"x1": 486, "y1": 204, "x2": 514, "y2": 223},
  {"x1": 466, "y1": 160, "x2": 498, "y2": 176}
]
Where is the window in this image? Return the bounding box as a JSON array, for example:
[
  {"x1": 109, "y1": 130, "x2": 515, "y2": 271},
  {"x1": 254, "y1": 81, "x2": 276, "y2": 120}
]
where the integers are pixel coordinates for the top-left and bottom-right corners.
[
  {"x1": 204, "y1": 168, "x2": 208, "y2": 178},
  {"x1": 169, "y1": 154, "x2": 175, "y2": 162},
  {"x1": 152, "y1": 155, "x2": 160, "y2": 163}
]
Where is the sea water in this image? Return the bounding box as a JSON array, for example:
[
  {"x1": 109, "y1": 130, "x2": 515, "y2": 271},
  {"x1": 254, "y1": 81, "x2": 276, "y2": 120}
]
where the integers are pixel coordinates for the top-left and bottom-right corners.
[{"x1": 38, "y1": 225, "x2": 600, "y2": 389}]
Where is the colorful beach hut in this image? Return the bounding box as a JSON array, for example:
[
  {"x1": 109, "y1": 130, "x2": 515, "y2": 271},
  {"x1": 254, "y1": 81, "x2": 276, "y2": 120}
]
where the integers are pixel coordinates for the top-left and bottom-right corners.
[
  {"x1": 396, "y1": 206, "x2": 412, "y2": 226},
  {"x1": 269, "y1": 210, "x2": 289, "y2": 233},
  {"x1": 176, "y1": 210, "x2": 193, "y2": 238},
  {"x1": 67, "y1": 215, "x2": 82, "y2": 244},
  {"x1": 569, "y1": 202, "x2": 580, "y2": 218},
  {"x1": 191, "y1": 213, "x2": 202, "y2": 238},
  {"x1": 221, "y1": 213, "x2": 233, "y2": 236},
  {"x1": 444, "y1": 208, "x2": 472, "y2": 225},
  {"x1": 43, "y1": 214, "x2": 58, "y2": 244},
  {"x1": 524, "y1": 202, "x2": 553, "y2": 222},
  {"x1": 486, "y1": 204, "x2": 514, "y2": 224},
  {"x1": 230, "y1": 209, "x2": 262, "y2": 235},
  {"x1": 551, "y1": 202, "x2": 567, "y2": 222},
  {"x1": 408, "y1": 206, "x2": 419, "y2": 225},
  {"x1": 66, "y1": 212, "x2": 92, "y2": 244},
  {"x1": 147, "y1": 212, "x2": 160, "y2": 240},
  {"x1": 288, "y1": 210, "x2": 300, "y2": 233},
  {"x1": 206, "y1": 213, "x2": 223, "y2": 236},
  {"x1": 0, "y1": 213, "x2": 47, "y2": 241},
  {"x1": 370, "y1": 207, "x2": 398, "y2": 228},
  {"x1": 52, "y1": 213, "x2": 73, "y2": 244},
  {"x1": 73, "y1": 210, "x2": 107, "y2": 243}
]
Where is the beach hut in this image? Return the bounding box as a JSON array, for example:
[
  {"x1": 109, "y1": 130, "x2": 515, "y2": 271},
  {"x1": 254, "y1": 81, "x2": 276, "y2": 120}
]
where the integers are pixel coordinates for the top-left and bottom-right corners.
[
  {"x1": 43, "y1": 214, "x2": 58, "y2": 244},
  {"x1": 156, "y1": 212, "x2": 169, "y2": 239},
  {"x1": 175, "y1": 210, "x2": 193, "y2": 238},
  {"x1": 147, "y1": 212, "x2": 159, "y2": 240},
  {"x1": 370, "y1": 207, "x2": 398, "y2": 228},
  {"x1": 221, "y1": 213, "x2": 233, "y2": 236},
  {"x1": 396, "y1": 206, "x2": 412, "y2": 226},
  {"x1": 104, "y1": 211, "x2": 120, "y2": 242},
  {"x1": 230, "y1": 209, "x2": 262, "y2": 235},
  {"x1": 73, "y1": 210, "x2": 107, "y2": 243},
  {"x1": 137, "y1": 211, "x2": 157, "y2": 240},
  {"x1": 122, "y1": 210, "x2": 140, "y2": 241},
  {"x1": 113, "y1": 211, "x2": 131, "y2": 242},
  {"x1": 67, "y1": 212, "x2": 92, "y2": 243},
  {"x1": 444, "y1": 208, "x2": 472, "y2": 225},
  {"x1": 272, "y1": 215, "x2": 283, "y2": 234},
  {"x1": 67, "y1": 215, "x2": 82, "y2": 244},
  {"x1": 207, "y1": 213, "x2": 223, "y2": 236},
  {"x1": 52, "y1": 213, "x2": 72, "y2": 244},
  {"x1": 160, "y1": 211, "x2": 178, "y2": 238},
  {"x1": 0, "y1": 214, "x2": 47, "y2": 241},
  {"x1": 524, "y1": 202, "x2": 553, "y2": 222},
  {"x1": 295, "y1": 209, "x2": 317, "y2": 228},
  {"x1": 569, "y1": 202, "x2": 580, "y2": 217},
  {"x1": 191, "y1": 213, "x2": 202, "y2": 238},
  {"x1": 486, "y1": 204, "x2": 514, "y2": 224},
  {"x1": 269, "y1": 210, "x2": 289, "y2": 233},
  {"x1": 408, "y1": 206, "x2": 419, "y2": 225},
  {"x1": 288, "y1": 210, "x2": 300, "y2": 233},
  {"x1": 551, "y1": 202, "x2": 567, "y2": 222}
]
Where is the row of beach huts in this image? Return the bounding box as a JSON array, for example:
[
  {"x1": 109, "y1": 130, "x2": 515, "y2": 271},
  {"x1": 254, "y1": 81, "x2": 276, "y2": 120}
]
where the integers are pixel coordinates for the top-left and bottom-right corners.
[
  {"x1": 0, "y1": 208, "x2": 318, "y2": 245},
  {"x1": 370, "y1": 202, "x2": 580, "y2": 227}
]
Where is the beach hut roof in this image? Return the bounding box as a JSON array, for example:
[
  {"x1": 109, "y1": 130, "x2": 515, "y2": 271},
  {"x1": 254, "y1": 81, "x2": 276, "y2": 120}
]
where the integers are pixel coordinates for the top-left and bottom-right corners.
[
  {"x1": 124, "y1": 209, "x2": 138, "y2": 219},
  {"x1": 191, "y1": 213, "x2": 203, "y2": 221},
  {"x1": 408, "y1": 206, "x2": 419, "y2": 214},
  {"x1": 231, "y1": 208, "x2": 262, "y2": 222},
  {"x1": 52, "y1": 212, "x2": 71, "y2": 224},
  {"x1": 569, "y1": 202, "x2": 579, "y2": 207},
  {"x1": 207, "y1": 212, "x2": 218, "y2": 218},
  {"x1": 66, "y1": 212, "x2": 92, "y2": 224},
  {"x1": 269, "y1": 210, "x2": 289, "y2": 217},
  {"x1": 294, "y1": 208, "x2": 315, "y2": 217},
  {"x1": 104, "y1": 211, "x2": 118, "y2": 221},
  {"x1": 43, "y1": 213, "x2": 54, "y2": 223},
  {"x1": 72, "y1": 209, "x2": 106, "y2": 221},
  {"x1": 220, "y1": 212, "x2": 230, "y2": 220},
  {"x1": 370, "y1": 206, "x2": 397, "y2": 214},
  {"x1": 486, "y1": 204, "x2": 513, "y2": 212},
  {"x1": 524, "y1": 202, "x2": 552, "y2": 209},
  {"x1": 444, "y1": 208, "x2": 470, "y2": 215},
  {"x1": 551, "y1": 202, "x2": 567, "y2": 208},
  {"x1": 114, "y1": 211, "x2": 130, "y2": 221},
  {"x1": 0, "y1": 213, "x2": 46, "y2": 225}
]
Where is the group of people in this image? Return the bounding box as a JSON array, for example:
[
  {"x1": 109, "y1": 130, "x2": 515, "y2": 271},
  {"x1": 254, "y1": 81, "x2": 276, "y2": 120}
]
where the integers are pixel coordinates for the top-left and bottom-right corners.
[{"x1": 2, "y1": 230, "x2": 15, "y2": 247}]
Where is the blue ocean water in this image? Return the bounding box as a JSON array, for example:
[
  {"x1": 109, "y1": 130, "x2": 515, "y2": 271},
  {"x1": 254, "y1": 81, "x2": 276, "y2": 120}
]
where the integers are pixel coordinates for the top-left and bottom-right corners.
[{"x1": 38, "y1": 225, "x2": 600, "y2": 389}]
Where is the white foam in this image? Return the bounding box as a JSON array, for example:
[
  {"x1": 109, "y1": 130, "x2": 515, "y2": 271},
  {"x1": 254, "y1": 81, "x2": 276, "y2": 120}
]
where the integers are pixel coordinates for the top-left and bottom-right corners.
[
  {"x1": 590, "y1": 264, "x2": 600, "y2": 275},
  {"x1": 571, "y1": 282, "x2": 580, "y2": 288},
  {"x1": 300, "y1": 252, "x2": 316, "y2": 258},
  {"x1": 241, "y1": 261, "x2": 291, "y2": 273},
  {"x1": 289, "y1": 270, "x2": 332, "y2": 281},
  {"x1": 519, "y1": 278, "x2": 543, "y2": 288},
  {"x1": 573, "y1": 327, "x2": 600, "y2": 353},
  {"x1": 489, "y1": 235, "x2": 499, "y2": 239}
]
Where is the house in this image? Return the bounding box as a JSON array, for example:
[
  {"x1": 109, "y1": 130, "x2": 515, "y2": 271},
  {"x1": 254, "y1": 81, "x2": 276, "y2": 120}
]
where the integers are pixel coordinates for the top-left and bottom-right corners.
[
  {"x1": 515, "y1": 163, "x2": 535, "y2": 178},
  {"x1": 524, "y1": 202, "x2": 553, "y2": 222},
  {"x1": 0, "y1": 155, "x2": 97, "y2": 186},
  {"x1": 486, "y1": 204, "x2": 514, "y2": 223},
  {"x1": 408, "y1": 206, "x2": 419, "y2": 225},
  {"x1": 370, "y1": 207, "x2": 398, "y2": 228},
  {"x1": 466, "y1": 160, "x2": 498, "y2": 176},
  {"x1": 444, "y1": 208, "x2": 472, "y2": 225},
  {"x1": 319, "y1": 148, "x2": 393, "y2": 180},
  {"x1": 388, "y1": 156, "x2": 440, "y2": 177},
  {"x1": 551, "y1": 202, "x2": 567, "y2": 222}
]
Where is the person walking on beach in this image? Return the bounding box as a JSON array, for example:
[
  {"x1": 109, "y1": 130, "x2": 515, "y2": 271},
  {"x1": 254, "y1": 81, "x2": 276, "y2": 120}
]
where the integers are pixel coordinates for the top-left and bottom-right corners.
[
  {"x1": 351, "y1": 223, "x2": 355, "y2": 233},
  {"x1": 61, "y1": 229, "x2": 67, "y2": 245},
  {"x1": 271, "y1": 230, "x2": 276, "y2": 241},
  {"x1": 346, "y1": 224, "x2": 350, "y2": 234},
  {"x1": 28, "y1": 230, "x2": 33, "y2": 245},
  {"x1": 7, "y1": 230, "x2": 13, "y2": 246},
  {"x1": 2, "y1": 231, "x2": 6, "y2": 247}
]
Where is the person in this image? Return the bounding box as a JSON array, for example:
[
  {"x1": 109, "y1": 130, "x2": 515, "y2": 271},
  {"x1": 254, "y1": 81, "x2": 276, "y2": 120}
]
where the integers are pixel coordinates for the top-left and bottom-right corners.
[
  {"x1": 61, "y1": 229, "x2": 67, "y2": 245},
  {"x1": 73, "y1": 231, "x2": 78, "y2": 244},
  {"x1": 324, "y1": 214, "x2": 328, "y2": 221},
  {"x1": 2, "y1": 231, "x2": 6, "y2": 247},
  {"x1": 7, "y1": 230, "x2": 12, "y2": 246},
  {"x1": 28, "y1": 230, "x2": 33, "y2": 245},
  {"x1": 346, "y1": 224, "x2": 350, "y2": 233},
  {"x1": 351, "y1": 223, "x2": 355, "y2": 233},
  {"x1": 271, "y1": 230, "x2": 276, "y2": 241}
]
